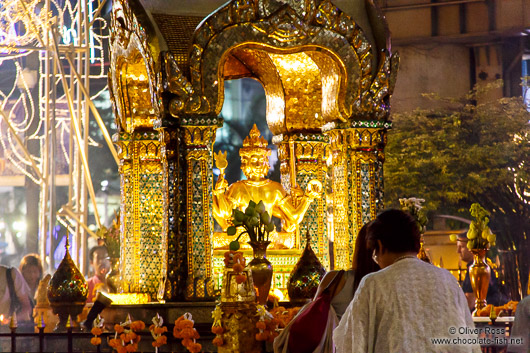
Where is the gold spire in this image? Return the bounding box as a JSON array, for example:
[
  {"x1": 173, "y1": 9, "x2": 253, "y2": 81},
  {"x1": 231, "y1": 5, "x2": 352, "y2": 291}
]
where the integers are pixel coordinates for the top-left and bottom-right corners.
[{"x1": 240, "y1": 124, "x2": 271, "y2": 157}]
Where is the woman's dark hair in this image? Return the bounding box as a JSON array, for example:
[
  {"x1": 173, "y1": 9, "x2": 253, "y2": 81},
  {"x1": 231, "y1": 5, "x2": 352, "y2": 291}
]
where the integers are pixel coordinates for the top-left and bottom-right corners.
[
  {"x1": 366, "y1": 209, "x2": 421, "y2": 254},
  {"x1": 19, "y1": 253, "x2": 43, "y2": 279},
  {"x1": 352, "y1": 221, "x2": 380, "y2": 294}
]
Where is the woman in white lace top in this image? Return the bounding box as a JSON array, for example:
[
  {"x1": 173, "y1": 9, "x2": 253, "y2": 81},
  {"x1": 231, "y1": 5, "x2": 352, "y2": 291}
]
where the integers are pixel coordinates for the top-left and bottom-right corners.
[{"x1": 334, "y1": 209, "x2": 482, "y2": 353}]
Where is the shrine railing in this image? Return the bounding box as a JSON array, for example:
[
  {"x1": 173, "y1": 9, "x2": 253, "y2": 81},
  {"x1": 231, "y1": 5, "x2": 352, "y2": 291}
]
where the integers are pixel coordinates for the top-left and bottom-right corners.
[{"x1": 0, "y1": 323, "x2": 218, "y2": 353}]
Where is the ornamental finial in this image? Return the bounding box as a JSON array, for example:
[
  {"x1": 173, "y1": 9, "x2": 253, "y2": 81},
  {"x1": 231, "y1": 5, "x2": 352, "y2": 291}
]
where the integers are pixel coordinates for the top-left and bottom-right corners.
[{"x1": 240, "y1": 124, "x2": 271, "y2": 157}]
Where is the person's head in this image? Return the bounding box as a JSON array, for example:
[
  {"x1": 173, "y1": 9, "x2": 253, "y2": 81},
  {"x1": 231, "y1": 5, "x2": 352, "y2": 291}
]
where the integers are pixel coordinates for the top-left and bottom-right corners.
[
  {"x1": 367, "y1": 209, "x2": 421, "y2": 267},
  {"x1": 240, "y1": 124, "x2": 271, "y2": 180},
  {"x1": 19, "y1": 253, "x2": 43, "y2": 289},
  {"x1": 351, "y1": 221, "x2": 380, "y2": 293},
  {"x1": 456, "y1": 232, "x2": 473, "y2": 263},
  {"x1": 89, "y1": 245, "x2": 110, "y2": 280}
]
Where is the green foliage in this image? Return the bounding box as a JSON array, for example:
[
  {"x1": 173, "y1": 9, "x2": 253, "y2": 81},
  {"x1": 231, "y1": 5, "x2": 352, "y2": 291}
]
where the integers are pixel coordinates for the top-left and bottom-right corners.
[
  {"x1": 384, "y1": 82, "x2": 530, "y2": 296},
  {"x1": 466, "y1": 203, "x2": 496, "y2": 249},
  {"x1": 231, "y1": 200, "x2": 274, "y2": 243},
  {"x1": 95, "y1": 212, "x2": 120, "y2": 258},
  {"x1": 399, "y1": 197, "x2": 428, "y2": 233},
  {"x1": 385, "y1": 84, "x2": 528, "y2": 224}
]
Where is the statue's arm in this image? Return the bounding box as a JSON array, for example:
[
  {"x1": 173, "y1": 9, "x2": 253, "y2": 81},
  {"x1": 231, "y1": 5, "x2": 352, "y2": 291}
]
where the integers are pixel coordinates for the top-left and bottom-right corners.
[
  {"x1": 277, "y1": 181, "x2": 322, "y2": 229},
  {"x1": 212, "y1": 177, "x2": 233, "y2": 230}
]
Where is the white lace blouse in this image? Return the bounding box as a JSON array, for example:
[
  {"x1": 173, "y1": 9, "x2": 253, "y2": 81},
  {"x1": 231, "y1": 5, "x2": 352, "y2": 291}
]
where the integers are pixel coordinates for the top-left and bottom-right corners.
[{"x1": 333, "y1": 257, "x2": 482, "y2": 353}]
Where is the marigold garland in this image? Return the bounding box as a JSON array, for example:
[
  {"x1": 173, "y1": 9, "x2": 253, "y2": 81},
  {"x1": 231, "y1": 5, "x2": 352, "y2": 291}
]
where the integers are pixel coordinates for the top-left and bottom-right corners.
[
  {"x1": 90, "y1": 314, "x2": 105, "y2": 346},
  {"x1": 149, "y1": 313, "x2": 168, "y2": 350},
  {"x1": 224, "y1": 250, "x2": 247, "y2": 284},
  {"x1": 174, "y1": 312, "x2": 202, "y2": 353},
  {"x1": 255, "y1": 305, "x2": 279, "y2": 343},
  {"x1": 270, "y1": 305, "x2": 301, "y2": 328},
  {"x1": 108, "y1": 314, "x2": 144, "y2": 353},
  {"x1": 211, "y1": 305, "x2": 224, "y2": 347}
]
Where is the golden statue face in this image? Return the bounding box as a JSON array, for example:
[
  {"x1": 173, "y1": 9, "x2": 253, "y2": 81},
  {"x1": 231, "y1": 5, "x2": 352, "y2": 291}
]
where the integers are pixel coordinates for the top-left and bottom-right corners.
[{"x1": 241, "y1": 154, "x2": 269, "y2": 180}]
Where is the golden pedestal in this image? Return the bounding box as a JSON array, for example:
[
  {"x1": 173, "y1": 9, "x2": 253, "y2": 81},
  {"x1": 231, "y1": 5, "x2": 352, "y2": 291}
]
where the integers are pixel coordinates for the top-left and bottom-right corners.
[
  {"x1": 218, "y1": 303, "x2": 262, "y2": 353},
  {"x1": 214, "y1": 248, "x2": 302, "y2": 300}
]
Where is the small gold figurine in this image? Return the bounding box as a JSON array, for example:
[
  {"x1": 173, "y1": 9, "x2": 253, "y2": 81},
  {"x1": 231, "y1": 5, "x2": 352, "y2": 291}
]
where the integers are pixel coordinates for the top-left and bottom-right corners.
[{"x1": 213, "y1": 124, "x2": 322, "y2": 247}]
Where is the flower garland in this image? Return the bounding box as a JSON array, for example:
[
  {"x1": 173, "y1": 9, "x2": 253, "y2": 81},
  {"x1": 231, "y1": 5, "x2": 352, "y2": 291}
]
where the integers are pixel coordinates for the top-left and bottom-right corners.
[
  {"x1": 149, "y1": 313, "x2": 168, "y2": 350},
  {"x1": 255, "y1": 305, "x2": 279, "y2": 343},
  {"x1": 224, "y1": 250, "x2": 247, "y2": 284},
  {"x1": 211, "y1": 305, "x2": 224, "y2": 347},
  {"x1": 270, "y1": 306, "x2": 300, "y2": 328},
  {"x1": 108, "y1": 314, "x2": 144, "y2": 353},
  {"x1": 90, "y1": 314, "x2": 104, "y2": 346},
  {"x1": 173, "y1": 313, "x2": 202, "y2": 353}
]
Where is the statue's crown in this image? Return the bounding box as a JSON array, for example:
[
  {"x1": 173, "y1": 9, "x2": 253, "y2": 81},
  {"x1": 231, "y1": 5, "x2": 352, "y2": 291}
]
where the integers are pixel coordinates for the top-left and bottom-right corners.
[{"x1": 240, "y1": 124, "x2": 271, "y2": 157}]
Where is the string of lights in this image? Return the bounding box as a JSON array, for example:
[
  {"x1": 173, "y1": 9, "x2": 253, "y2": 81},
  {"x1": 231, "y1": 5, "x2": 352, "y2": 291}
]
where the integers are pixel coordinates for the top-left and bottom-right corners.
[{"x1": 0, "y1": 0, "x2": 111, "y2": 272}]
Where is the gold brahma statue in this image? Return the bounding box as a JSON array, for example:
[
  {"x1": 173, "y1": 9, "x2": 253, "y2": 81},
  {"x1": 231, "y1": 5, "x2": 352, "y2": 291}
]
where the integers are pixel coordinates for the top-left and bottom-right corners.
[{"x1": 212, "y1": 125, "x2": 322, "y2": 249}]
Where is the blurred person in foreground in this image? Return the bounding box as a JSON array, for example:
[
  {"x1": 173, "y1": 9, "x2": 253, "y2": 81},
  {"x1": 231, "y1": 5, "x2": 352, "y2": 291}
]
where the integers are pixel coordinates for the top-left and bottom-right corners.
[
  {"x1": 455, "y1": 232, "x2": 507, "y2": 310},
  {"x1": 19, "y1": 253, "x2": 44, "y2": 300},
  {"x1": 274, "y1": 222, "x2": 379, "y2": 353},
  {"x1": 86, "y1": 245, "x2": 110, "y2": 303},
  {"x1": 0, "y1": 264, "x2": 32, "y2": 322},
  {"x1": 334, "y1": 209, "x2": 481, "y2": 353},
  {"x1": 507, "y1": 294, "x2": 529, "y2": 353}
]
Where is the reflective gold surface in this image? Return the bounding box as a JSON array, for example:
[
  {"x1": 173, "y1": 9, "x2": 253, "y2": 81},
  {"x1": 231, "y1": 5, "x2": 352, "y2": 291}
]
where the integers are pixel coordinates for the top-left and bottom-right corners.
[
  {"x1": 217, "y1": 303, "x2": 261, "y2": 353},
  {"x1": 268, "y1": 52, "x2": 323, "y2": 133},
  {"x1": 213, "y1": 125, "x2": 322, "y2": 236},
  {"x1": 247, "y1": 241, "x2": 273, "y2": 305},
  {"x1": 275, "y1": 133, "x2": 330, "y2": 268},
  {"x1": 287, "y1": 231, "x2": 326, "y2": 305},
  {"x1": 109, "y1": 0, "x2": 397, "y2": 301},
  {"x1": 47, "y1": 249, "x2": 87, "y2": 331},
  {"x1": 116, "y1": 131, "x2": 165, "y2": 296},
  {"x1": 47, "y1": 251, "x2": 87, "y2": 304},
  {"x1": 326, "y1": 125, "x2": 387, "y2": 269},
  {"x1": 470, "y1": 249, "x2": 491, "y2": 316},
  {"x1": 104, "y1": 293, "x2": 150, "y2": 305}
]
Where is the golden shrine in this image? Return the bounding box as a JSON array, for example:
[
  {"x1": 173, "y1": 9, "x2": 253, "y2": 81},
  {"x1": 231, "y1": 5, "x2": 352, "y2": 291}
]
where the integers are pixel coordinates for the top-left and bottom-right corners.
[{"x1": 108, "y1": 0, "x2": 399, "y2": 301}]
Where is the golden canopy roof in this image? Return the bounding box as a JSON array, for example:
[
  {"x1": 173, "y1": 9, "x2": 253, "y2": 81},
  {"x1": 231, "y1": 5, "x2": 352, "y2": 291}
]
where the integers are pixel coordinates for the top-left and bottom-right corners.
[{"x1": 109, "y1": 0, "x2": 398, "y2": 134}]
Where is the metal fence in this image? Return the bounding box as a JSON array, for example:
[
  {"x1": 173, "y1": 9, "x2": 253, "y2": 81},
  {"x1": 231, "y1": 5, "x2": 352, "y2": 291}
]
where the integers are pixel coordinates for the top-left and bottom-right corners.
[{"x1": 0, "y1": 324, "x2": 218, "y2": 353}]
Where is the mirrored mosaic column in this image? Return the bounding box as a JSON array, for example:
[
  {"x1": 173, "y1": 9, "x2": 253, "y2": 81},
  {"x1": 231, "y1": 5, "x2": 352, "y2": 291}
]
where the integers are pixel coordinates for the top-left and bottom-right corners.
[
  {"x1": 275, "y1": 133, "x2": 330, "y2": 269},
  {"x1": 158, "y1": 123, "x2": 187, "y2": 301},
  {"x1": 116, "y1": 130, "x2": 166, "y2": 296},
  {"x1": 181, "y1": 116, "x2": 220, "y2": 300},
  {"x1": 326, "y1": 121, "x2": 388, "y2": 270}
]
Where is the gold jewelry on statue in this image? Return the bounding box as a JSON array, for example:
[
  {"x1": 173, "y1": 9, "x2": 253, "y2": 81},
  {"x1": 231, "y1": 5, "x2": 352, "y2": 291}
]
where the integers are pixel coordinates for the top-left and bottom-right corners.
[{"x1": 239, "y1": 124, "x2": 271, "y2": 158}]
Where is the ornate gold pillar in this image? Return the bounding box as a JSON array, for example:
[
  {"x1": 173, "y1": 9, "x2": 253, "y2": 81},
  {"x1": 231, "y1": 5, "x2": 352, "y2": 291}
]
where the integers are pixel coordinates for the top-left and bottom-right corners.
[
  {"x1": 275, "y1": 133, "x2": 330, "y2": 269},
  {"x1": 116, "y1": 130, "x2": 166, "y2": 296},
  {"x1": 157, "y1": 124, "x2": 186, "y2": 301},
  {"x1": 181, "y1": 116, "x2": 220, "y2": 300},
  {"x1": 326, "y1": 121, "x2": 388, "y2": 270}
]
